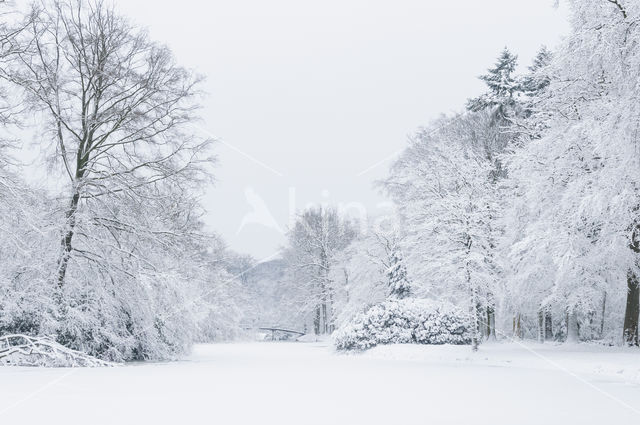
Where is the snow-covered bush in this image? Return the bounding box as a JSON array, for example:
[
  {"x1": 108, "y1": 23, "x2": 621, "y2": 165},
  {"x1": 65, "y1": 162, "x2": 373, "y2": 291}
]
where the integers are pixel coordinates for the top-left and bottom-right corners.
[{"x1": 333, "y1": 298, "x2": 471, "y2": 351}]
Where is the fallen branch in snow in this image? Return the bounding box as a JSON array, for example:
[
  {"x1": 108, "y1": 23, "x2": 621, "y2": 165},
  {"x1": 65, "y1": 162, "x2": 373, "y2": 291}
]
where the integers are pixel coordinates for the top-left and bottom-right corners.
[{"x1": 0, "y1": 334, "x2": 118, "y2": 367}]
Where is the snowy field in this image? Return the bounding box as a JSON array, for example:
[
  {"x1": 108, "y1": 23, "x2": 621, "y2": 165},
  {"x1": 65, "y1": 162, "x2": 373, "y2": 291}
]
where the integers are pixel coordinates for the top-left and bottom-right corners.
[{"x1": 1, "y1": 342, "x2": 640, "y2": 425}]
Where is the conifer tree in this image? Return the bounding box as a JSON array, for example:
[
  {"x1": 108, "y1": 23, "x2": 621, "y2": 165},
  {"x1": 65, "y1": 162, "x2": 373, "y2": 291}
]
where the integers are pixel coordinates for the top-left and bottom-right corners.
[
  {"x1": 386, "y1": 246, "x2": 412, "y2": 299},
  {"x1": 467, "y1": 47, "x2": 520, "y2": 118},
  {"x1": 522, "y1": 46, "x2": 553, "y2": 96}
]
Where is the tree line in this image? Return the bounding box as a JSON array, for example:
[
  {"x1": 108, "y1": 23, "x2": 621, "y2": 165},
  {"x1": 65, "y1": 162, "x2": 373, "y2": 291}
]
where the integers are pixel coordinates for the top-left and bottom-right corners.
[{"x1": 281, "y1": 0, "x2": 640, "y2": 348}]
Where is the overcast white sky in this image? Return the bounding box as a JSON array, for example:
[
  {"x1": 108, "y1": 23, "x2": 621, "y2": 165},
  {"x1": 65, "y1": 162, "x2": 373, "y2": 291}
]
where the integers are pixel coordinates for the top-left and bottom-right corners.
[{"x1": 109, "y1": 0, "x2": 570, "y2": 259}]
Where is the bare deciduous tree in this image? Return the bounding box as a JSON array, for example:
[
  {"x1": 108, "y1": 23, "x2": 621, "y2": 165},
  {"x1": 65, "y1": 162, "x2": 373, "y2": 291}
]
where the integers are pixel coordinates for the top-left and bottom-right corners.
[
  {"x1": 284, "y1": 206, "x2": 357, "y2": 335},
  {"x1": 1, "y1": 0, "x2": 213, "y2": 288}
]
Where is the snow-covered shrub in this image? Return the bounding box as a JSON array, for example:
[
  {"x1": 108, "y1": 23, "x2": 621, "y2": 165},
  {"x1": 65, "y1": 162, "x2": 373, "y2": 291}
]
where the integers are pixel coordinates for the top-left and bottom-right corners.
[{"x1": 333, "y1": 298, "x2": 470, "y2": 351}]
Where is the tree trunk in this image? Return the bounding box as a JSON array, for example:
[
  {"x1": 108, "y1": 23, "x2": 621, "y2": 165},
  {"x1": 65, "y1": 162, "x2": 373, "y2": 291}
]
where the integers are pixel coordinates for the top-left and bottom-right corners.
[
  {"x1": 321, "y1": 301, "x2": 328, "y2": 334},
  {"x1": 486, "y1": 307, "x2": 496, "y2": 341},
  {"x1": 314, "y1": 306, "x2": 321, "y2": 335},
  {"x1": 566, "y1": 309, "x2": 579, "y2": 344},
  {"x1": 327, "y1": 287, "x2": 335, "y2": 334},
  {"x1": 599, "y1": 291, "x2": 606, "y2": 339},
  {"x1": 485, "y1": 309, "x2": 490, "y2": 337},
  {"x1": 57, "y1": 138, "x2": 88, "y2": 288},
  {"x1": 464, "y1": 232, "x2": 477, "y2": 352},
  {"x1": 469, "y1": 285, "x2": 479, "y2": 352},
  {"x1": 513, "y1": 313, "x2": 522, "y2": 339},
  {"x1": 544, "y1": 310, "x2": 553, "y2": 340},
  {"x1": 623, "y1": 269, "x2": 639, "y2": 346},
  {"x1": 624, "y1": 220, "x2": 640, "y2": 346},
  {"x1": 318, "y1": 251, "x2": 331, "y2": 335},
  {"x1": 56, "y1": 190, "x2": 80, "y2": 288},
  {"x1": 537, "y1": 309, "x2": 544, "y2": 343}
]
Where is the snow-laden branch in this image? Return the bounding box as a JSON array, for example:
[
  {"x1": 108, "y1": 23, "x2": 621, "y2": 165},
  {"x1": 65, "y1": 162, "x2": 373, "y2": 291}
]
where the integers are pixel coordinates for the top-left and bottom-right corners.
[{"x1": 0, "y1": 334, "x2": 118, "y2": 367}]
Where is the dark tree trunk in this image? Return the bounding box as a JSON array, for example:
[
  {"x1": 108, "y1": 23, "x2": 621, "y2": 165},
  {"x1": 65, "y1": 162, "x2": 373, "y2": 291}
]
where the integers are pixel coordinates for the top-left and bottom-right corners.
[
  {"x1": 56, "y1": 190, "x2": 80, "y2": 288},
  {"x1": 314, "y1": 307, "x2": 321, "y2": 335},
  {"x1": 624, "y1": 220, "x2": 640, "y2": 346},
  {"x1": 469, "y1": 285, "x2": 479, "y2": 351},
  {"x1": 600, "y1": 291, "x2": 606, "y2": 338},
  {"x1": 623, "y1": 269, "x2": 639, "y2": 346},
  {"x1": 56, "y1": 134, "x2": 88, "y2": 288},
  {"x1": 321, "y1": 301, "x2": 328, "y2": 334},
  {"x1": 544, "y1": 310, "x2": 553, "y2": 340},
  {"x1": 486, "y1": 309, "x2": 490, "y2": 337}
]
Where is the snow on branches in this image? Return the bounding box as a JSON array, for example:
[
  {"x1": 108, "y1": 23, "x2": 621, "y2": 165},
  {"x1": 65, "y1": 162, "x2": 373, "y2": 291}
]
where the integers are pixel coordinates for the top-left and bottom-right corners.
[
  {"x1": 334, "y1": 298, "x2": 471, "y2": 351},
  {"x1": 0, "y1": 334, "x2": 117, "y2": 367}
]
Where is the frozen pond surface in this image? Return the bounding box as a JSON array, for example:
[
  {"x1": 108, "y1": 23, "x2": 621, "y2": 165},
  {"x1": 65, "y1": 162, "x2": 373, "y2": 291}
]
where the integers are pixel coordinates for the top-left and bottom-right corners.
[{"x1": 1, "y1": 341, "x2": 639, "y2": 424}]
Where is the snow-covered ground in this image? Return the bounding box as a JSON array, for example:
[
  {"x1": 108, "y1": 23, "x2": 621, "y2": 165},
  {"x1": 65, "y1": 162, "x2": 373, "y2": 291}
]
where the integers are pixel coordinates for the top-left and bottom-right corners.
[{"x1": 1, "y1": 341, "x2": 639, "y2": 424}]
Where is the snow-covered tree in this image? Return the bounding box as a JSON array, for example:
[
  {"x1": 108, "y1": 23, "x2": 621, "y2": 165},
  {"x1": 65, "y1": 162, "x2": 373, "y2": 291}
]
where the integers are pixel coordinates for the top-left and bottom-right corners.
[
  {"x1": 1, "y1": 0, "x2": 213, "y2": 289},
  {"x1": 467, "y1": 47, "x2": 520, "y2": 119},
  {"x1": 283, "y1": 206, "x2": 357, "y2": 334},
  {"x1": 521, "y1": 46, "x2": 553, "y2": 99},
  {"x1": 376, "y1": 229, "x2": 413, "y2": 300},
  {"x1": 0, "y1": 0, "x2": 226, "y2": 360},
  {"x1": 329, "y1": 218, "x2": 413, "y2": 328},
  {"x1": 385, "y1": 114, "x2": 503, "y2": 350},
  {"x1": 504, "y1": 0, "x2": 640, "y2": 345}
]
